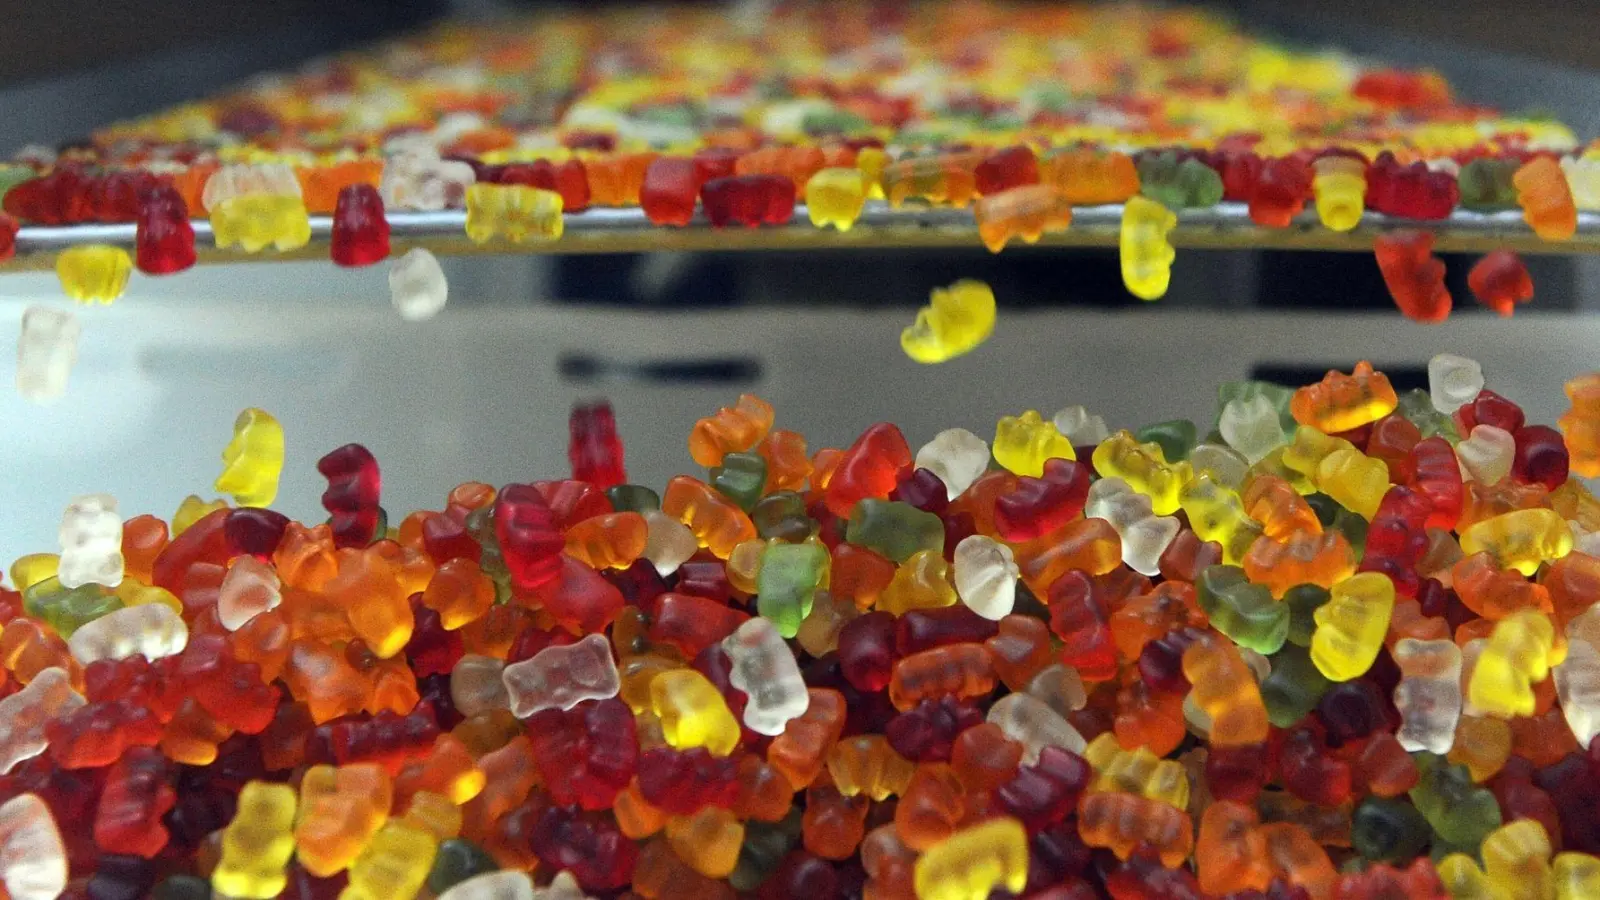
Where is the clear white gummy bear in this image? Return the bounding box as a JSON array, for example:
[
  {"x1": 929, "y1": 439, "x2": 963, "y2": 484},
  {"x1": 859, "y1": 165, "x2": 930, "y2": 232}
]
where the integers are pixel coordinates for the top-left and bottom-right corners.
[
  {"x1": 952, "y1": 534, "x2": 1018, "y2": 621},
  {"x1": 1555, "y1": 609, "x2": 1600, "y2": 751},
  {"x1": 16, "y1": 306, "x2": 80, "y2": 404},
  {"x1": 1218, "y1": 395, "x2": 1286, "y2": 464},
  {"x1": 389, "y1": 248, "x2": 449, "y2": 321},
  {"x1": 1190, "y1": 442, "x2": 1249, "y2": 490},
  {"x1": 914, "y1": 428, "x2": 990, "y2": 500},
  {"x1": 56, "y1": 494, "x2": 123, "y2": 589},
  {"x1": 1052, "y1": 405, "x2": 1110, "y2": 447},
  {"x1": 642, "y1": 509, "x2": 697, "y2": 577},
  {"x1": 501, "y1": 633, "x2": 619, "y2": 718},
  {"x1": 1084, "y1": 476, "x2": 1178, "y2": 576},
  {"x1": 723, "y1": 617, "x2": 810, "y2": 736},
  {"x1": 217, "y1": 555, "x2": 283, "y2": 631},
  {"x1": 1456, "y1": 424, "x2": 1515, "y2": 485},
  {"x1": 1392, "y1": 638, "x2": 1463, "y2": 754},
  {"x1": 1427, "y1": 353, "x2": 1485, "y2": 415}
]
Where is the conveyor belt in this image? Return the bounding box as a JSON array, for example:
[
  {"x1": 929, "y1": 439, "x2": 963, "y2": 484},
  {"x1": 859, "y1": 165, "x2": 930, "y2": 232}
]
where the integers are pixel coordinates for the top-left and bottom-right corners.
[{"x1": 5, "y1": 203, "x2": 1594, "y2": 271}]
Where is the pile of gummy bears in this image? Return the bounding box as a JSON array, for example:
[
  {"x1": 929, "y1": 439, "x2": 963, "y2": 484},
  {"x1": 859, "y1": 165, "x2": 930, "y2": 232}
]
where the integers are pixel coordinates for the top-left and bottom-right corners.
[
  {"x1": 0, "y1": 0, "x2": 1591, "y2": 317},
  {"x1": 0, "y1": 354, "x2": 1596, "y2": 900}
]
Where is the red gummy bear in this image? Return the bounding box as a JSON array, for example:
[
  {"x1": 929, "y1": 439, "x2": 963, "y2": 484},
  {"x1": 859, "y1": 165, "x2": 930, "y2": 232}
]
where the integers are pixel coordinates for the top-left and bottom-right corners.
[
  {"x1": 1247, "y1": 156, "x2": 1312, "y2": 228},
  {"x1": 1466, "y1": 249, "x2": 1534, "y2": 317},
  {"x1": 93, "y1": 747, "x2": 176, "y2": 859},
  {"x1": 640, "y1": 157, "x2": 698, "y2": 226},
  {"x1": 1048, "y1": 570, "x2": 1118, "y2": 681},
  {"x1": 975, "y1": 145, "x2": 1040, "y2": 195},
  {"x1": 1374, "y1": 231, "x2": 1452, "y2": 322},
  {"x1": 569, "y1": 401, "x2": 627, "y2": 489},
  {"x1": 700, "y1": 174, "x2": 796, "y2": 228},
  {"x1": 825, "y1": 423, "x2": 913, "y2": 517},
  {"x1": 330, "y1": 183, "x2": 390, "y2": 267}
]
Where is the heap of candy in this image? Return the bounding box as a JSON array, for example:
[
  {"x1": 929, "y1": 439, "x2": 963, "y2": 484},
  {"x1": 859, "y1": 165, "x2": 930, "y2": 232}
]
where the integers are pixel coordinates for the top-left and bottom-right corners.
[
  {"x1": 0, "y1": 359, "x2": 1597, "y2": 900},
  {"x1": 0, "y1": 1, "x2": 1592, "y2": 312}
]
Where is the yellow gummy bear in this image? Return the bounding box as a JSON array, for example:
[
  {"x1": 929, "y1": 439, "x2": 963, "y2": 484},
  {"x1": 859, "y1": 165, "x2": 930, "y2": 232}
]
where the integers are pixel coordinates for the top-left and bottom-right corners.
[
  {"x1": 56, "y1": 245, "x2": 132, "y2": 304},
  {"x1": 1120, "y1": 195, "x2": 1177, "y2": 301},
  {"x1": 1312, "y1": 157, "x2": 1366, "y2": 232},
  {"x1": 9, "y1": 552, "x2": 60, "y2": 590},
  {"x1": 212, "y1": 781, "x2": 297, "y2": 900},
  {"x1": 914, "y1": 817, "x2": 1029, "y2": 900},
  {"x1": 1482, "y1": 819, "x2": 1554, "y2": 900},
  {"x1": 1088, "y1": 736, "x2": 1190, "y2": 810},
  {"x1": 993, "y1": 409, "x2": 1075, "y2": 477},
  {"x1": 1280, "y1": 426, "x2": 1353, "y2": 481},
  {"x1": 1179, "y1": 473, "x2": 1264, "y2": 565},
  {"x1": 1311, "y1": 571, "x2": 1395, "y2": 681},
  {"x1": 465, "y1": 183, "x2": 564, "y2": 243},
  {"x1": 215, "y1": 407, "x2": 286, "y2": 507},
  {"x1": 1555, "y1": 852, "x2": 1600, "y2": 900},
  {"x1": 1093, "y1": 431, "x2": 1190, "y2": 516},
  {"x1": 211, "y1": 195, "x2": 312, "y2": 253},
  {"x1": 1437, "y1": 853, "x2": 1504, "y2": 900},
  {"x1": 341, "y1": 821, "x2": 437, "y2": 900},
  {"x1": 1469, "y1": 608, "x2": 1554, "y2": 719},
  {"x1": 651, "y1": 669, "x2": 740, "y2": 756},
  {"x1": 856, "y1": 146, "x2": 889, "y2": 200},
  {"x1": 1315, "y1": 446, "x2": 1391, "y2": 520},
  {"x1": 1459, "y1": 508, "x2": 1575, "y2": 577},
  {"x1": 172, "y1": 494, "x2": 230, "y2": 536},
  {"x1": 901, "y1": 280, "x2": 997, "y2": 364},
  {"x1": 806, "y1": 167, "x2": 869, "y2": 232}
]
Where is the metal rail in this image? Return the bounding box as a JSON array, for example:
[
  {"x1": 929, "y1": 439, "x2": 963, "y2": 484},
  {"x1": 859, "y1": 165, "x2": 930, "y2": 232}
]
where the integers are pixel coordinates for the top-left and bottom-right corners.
[{"x1": 5, "y1": 202, "x2": 1595, "y2": 271}]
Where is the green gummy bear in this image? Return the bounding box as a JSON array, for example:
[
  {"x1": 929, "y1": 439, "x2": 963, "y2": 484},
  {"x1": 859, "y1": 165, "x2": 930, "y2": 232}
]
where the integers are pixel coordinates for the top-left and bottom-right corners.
[
  {"x1": 1283, "y1": 583, "x2": 1333, "y2": 647},
  {"x1": 1409, "y1": 753, "x2": 1502, "y2": 849},
  {"x1": 1457, "y1": 157, "x2": 1520, "y2": 211},
  {"x1": 1261, "y1": 643, "x2": 1332, "y2": 727},
  {"x1": 1396, "y1": 389, "x2": 1459, "y2": 443},
  {"x1": 757, "y1": 540, "x2": 829, "y2": 637},
  {"x1": 1196, "y1": 564, "x2": 1288, "y2": 654},
  {"x1": 22, "y1": 577, "x2": 123, "y2": 637},
  {"x1": 752, "y1": 491, "x2": 812, "y2": 541},
  {"x1": 845, "y1": 498, "x2": 944, "y2": 563},
  {"x1": 709, "y1": 451, "x2": 768, "y2": 512},
  {"x1": 605, "y1": 484, "x2": 661, "y2": 513},
  {"x1": 426, "y1": 839, "x2": 500, "y2": 896},
  {"x1": 1134, "y1": 419, "x2": 1199, "y2": 463},
  {"x1": 1217, "y1": 381, "x2": 1297, "y2": 434},
  {"x1": 1352, "y1": 796, "x2": 1432, "y2": 863}
]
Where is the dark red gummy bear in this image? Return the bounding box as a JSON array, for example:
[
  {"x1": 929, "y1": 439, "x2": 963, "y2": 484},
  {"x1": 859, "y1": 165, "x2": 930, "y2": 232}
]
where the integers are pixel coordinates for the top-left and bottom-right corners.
[
  {"x1": 316, "y1": 443, "x2": 382, "y2": 549},
  {"x1": 524, "y1": 698, "x2": 638, "y2": 811},
  {"x1": 994, "y1": 457, "x2": 1090, "y2": 542},
  {"x1": 974, "y1": 145, "x2": 1040, "y2": 195},
  {"x1": 884, "y1": 696, "x2": 983, "y2": 762},
  {"x1": 134, "y1": 183, "x2": 195, "y2": 275},
  {"x1": 995, "y1": 745, "x2": 1091, "y2": 831},
  {"x1": 635, "y1": 746, "x2": 740, "y2": 814}
]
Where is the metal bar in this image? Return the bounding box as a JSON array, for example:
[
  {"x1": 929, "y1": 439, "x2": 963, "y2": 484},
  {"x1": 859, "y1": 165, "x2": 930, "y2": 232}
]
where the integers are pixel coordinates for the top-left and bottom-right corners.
[{"x1": 4, "y1": 202, "x2": 1592, "y2": 271}]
